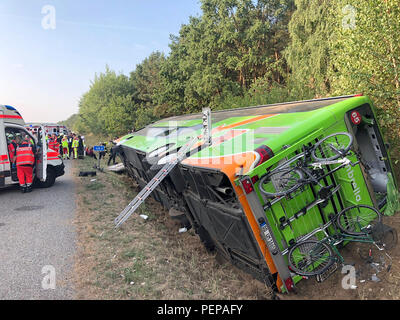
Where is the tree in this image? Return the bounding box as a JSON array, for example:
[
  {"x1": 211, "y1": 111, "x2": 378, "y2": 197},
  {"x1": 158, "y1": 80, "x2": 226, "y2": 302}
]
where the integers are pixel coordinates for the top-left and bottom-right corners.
[
  {"x1": 130, "y1": 51, "x2": 166, "y2": 107},
  {"x1": 58, "y1": 113, "x2": 79, "y2": 130},
  {"x1": 330, "y1": 0, "x2": 400, "y2": 141},
  {"x1": 157, "y1": 0, "x2": 295, "y2": 115},
  {"x1": 155, "y1": 17, "x2": 207, "y2": 115},
  {"x1": 78, "y1": 66, "x2": 135, "y2": 136},
  {"x1": 285, "y1": 0, "x2": 336, "y2": 97}
]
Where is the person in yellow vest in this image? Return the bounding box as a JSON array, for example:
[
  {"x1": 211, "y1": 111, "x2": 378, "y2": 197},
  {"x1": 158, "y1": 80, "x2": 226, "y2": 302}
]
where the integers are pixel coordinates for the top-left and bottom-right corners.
[
  {"x1": 61, "y1": 135, "x2": 70, "y2": 160},
  {"x1": 72, "y1": 136, "x2": 79, "y2": 159}
]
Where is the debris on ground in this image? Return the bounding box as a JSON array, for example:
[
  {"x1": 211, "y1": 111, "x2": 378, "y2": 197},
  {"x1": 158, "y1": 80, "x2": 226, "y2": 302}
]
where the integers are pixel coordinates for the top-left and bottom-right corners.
[{"x1": 107, "y1": 163, "x2": 125, "y2": 173}]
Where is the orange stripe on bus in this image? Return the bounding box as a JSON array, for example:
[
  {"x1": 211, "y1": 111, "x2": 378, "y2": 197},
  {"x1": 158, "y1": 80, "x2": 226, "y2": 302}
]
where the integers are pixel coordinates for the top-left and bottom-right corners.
[
  {"x1": 182, "y1": 152, "x2": 283, "y2": 290},
  {"x1": 213, "y1": 114, "x2": 276, "y2": 133}
]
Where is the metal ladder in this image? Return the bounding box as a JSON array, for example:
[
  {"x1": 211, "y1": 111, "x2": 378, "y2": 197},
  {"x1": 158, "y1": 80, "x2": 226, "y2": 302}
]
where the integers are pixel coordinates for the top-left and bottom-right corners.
[{"x1": 114, "y1": 135, "x2": 200, "y2": 228}]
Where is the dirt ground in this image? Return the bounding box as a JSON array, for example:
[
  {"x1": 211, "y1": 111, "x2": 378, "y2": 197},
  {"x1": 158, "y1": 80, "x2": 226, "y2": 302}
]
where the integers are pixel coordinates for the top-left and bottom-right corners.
[
  {"x1": 72, "y1": 156, "x2": 400, "y2": 300},
  {"x1": 280, "y1": 214, "x2": 400, "y2": 300}
]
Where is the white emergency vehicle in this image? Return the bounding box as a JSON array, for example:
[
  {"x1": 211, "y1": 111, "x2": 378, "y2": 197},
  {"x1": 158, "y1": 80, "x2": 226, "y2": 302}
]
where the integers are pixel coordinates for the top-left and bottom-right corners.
[
  {"x1": 0, "y1": 105, "x2": 65, "y2": 188},
  {"x1": 25, "y1": 123, "x2": 70, "y2": 136}
]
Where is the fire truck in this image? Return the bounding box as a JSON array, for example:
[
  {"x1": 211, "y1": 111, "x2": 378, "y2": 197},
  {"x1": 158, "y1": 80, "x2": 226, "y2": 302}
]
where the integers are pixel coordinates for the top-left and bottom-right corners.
[{"x1": 0, "y1": 105, "x2": 65, "y2": 189}]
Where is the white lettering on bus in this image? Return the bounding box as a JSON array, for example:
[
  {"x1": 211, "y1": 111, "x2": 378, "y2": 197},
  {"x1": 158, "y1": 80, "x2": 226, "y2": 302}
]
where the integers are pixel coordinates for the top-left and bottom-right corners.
[{"x1": 346, "y1": 165, "x2": 362, "y2": 202}]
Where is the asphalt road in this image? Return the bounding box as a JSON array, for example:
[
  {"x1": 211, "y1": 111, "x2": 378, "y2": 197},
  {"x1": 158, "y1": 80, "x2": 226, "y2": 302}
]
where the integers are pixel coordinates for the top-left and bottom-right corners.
[{"x1": 0, "y1": 161, "x2": 76, "y2": 300}]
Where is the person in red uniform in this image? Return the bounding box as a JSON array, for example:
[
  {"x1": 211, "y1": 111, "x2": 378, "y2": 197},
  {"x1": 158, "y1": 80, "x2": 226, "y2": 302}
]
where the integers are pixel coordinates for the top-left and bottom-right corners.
[
  {"x1": 53, "y1": 134, "x2": 60, "y2": 155},
  {"x1": 7, "y1": 135, "x2": 17, "y2": 163},
  {"x1": 48, "y1": 134, "x2": 59, "y2": 152},
  {"x1": 14, "y1": 135, "x2": 36, "y2": 193},
  {"x1": 48, "y1": 136, "x2": 55, "y2": 151}
]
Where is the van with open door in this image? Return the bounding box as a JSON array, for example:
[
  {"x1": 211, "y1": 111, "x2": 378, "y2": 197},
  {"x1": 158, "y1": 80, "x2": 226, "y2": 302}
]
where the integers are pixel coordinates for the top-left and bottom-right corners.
[{"x1": 0, "y1": 105, "x2": 65, "y2": 189}]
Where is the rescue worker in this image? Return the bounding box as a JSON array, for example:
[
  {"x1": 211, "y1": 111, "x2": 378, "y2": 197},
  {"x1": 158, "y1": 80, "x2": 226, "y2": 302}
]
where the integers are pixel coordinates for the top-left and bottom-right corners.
[
  {"x1": 81, "y1": 136, "x2": 86, "y2": 156},
  {"x1": 7, "y1": 134, "x2": 17, "y2": 164},
  {"x1": 57, "y1": 134, "x2": 63, "y2": 155},
  {"x1": 52, "y1": 134, "x2": 60, "y2": 155},
  {"x1": 48, "y1": 134, "x2": 58, "y2": 152},
  {"x1": 97, "y1": 142, "x2": 107, "y2": 161},
  {"x1": 14, "y1": 135, "x2": 36, "y2": 193},
  {"x1": 68, "y1": 134, "x2": 73, "y2": 159},
  {"x1": 107, "y1": 139, "x2": 118, "y2": 166},
  {"x1": 86, "y1": 147, "x2": 97, "y2": 159},
  {"x1": 77, "y1": 136, "x2": 84, "y2": 159},
  {"x1": 72, "y1": 136, "x2": 79, "y2": 159},
  {"x1": 32, "y1": 132, "x2": 38, "y2": 144},
  {"x1": 61, "y1": 135, "x2": 70, "y2": 160}
]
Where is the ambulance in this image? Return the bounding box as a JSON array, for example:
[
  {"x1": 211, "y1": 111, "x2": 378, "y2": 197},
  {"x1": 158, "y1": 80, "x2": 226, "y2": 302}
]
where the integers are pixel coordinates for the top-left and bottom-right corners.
[
  {"x1": 25, "y1": 123, "x2": 70, "y2": 136},
  {"x1": 0, "y1": 105, "x2": 65, "y2": 189}
]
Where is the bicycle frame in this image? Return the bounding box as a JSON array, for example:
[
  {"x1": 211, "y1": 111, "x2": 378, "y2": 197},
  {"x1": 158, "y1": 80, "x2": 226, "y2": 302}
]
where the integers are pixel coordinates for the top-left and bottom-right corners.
[
  {"x1": 286, "y1": 214, "x2": 385, "y2": 276},
  {"x1": 323, "y1": 230, "x2": 383, "y2": 265},
  {"x1": 261, "y1": 154, "x2": 358, "y2": 199},
  {"x1": 260, "y1": 136, "x2": 359, "y2": 199},
  {"x1": 299, "y1": 157, "x2": 359, "y2": 188}
]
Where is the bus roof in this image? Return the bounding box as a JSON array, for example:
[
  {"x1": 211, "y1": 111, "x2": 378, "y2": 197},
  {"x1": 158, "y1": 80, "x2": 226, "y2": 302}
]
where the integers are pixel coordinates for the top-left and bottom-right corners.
[{"x1": 151, "y1": 95, "x2": 360, "y2": 125}]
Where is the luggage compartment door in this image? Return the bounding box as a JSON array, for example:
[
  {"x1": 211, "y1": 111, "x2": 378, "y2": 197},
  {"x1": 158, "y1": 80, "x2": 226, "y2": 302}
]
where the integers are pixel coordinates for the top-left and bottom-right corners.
[{"x1": 345, "y1": 103, "x2": 393, "y2": 208}]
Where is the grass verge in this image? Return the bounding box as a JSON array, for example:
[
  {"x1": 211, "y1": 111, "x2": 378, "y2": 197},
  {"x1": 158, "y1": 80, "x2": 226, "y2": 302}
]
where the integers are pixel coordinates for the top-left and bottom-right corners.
[{"x1": 72, "y1": 156, "x2": 273, "y2": 300}]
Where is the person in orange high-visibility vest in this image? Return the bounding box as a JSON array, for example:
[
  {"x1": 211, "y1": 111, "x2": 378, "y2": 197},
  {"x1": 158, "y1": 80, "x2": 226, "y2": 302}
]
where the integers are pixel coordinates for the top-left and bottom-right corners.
[
  {"x1": 48, "y1": 136, "x2": 57, "y2": 152},
  {"x1": 14, "y1": 135, "x2": 36, "y2": 193},
  {"x1": 51, "y1": 134, "x2": 60, "y2": 154},
  {"x1": 7, "y1": 135, "x2": 17, "y2": 163}
]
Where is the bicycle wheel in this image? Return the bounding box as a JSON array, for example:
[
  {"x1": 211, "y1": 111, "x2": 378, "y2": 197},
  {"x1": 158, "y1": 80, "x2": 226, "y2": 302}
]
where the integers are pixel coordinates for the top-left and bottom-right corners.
[
  {"x1": 312, "y1": 132, "x2": 353, "y2": 162},
  {"x1": 378, "y1": 226, "x2": 398, "y2": 250},
  {"x1": 259, "y1": 167, "x2": 304, "y2": 197},
  {"x1": 288, "y1": 240, "x2": 335, "y2": 277},
  {"x1": 336, "y1": 205, "x2": 382, "y2": 236}
]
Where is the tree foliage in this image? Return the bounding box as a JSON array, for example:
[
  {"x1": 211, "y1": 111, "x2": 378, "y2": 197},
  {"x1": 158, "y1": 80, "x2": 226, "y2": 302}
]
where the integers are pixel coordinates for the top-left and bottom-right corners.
[
  {"x1": 69, "y1": 0, "x2": 400, "y2": 149},
  {"x1": 78, "y1": 66, "x2": 134, "y2": 136},
  {"x1": 330, "y1": 0, "x2": 400, "y2": 141},
  {"x1": 285, "y1": 0, "x2": 335, "y2": 97},
  {"x1": 155, "y1": 0, "x2": 295, "y2": 115}
]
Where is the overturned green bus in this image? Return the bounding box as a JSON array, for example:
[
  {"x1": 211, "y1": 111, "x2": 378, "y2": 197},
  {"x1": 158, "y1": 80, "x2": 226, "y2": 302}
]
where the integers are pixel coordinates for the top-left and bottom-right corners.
[{"x1": 118, "y1": 94, "x2": 397, "y2": 293}]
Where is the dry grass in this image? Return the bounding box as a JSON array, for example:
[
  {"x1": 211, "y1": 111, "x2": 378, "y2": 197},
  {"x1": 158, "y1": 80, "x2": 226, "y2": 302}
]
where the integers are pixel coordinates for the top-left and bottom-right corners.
[{"x1": 72, "y1": 156, "x2": 273, "y2": 300}]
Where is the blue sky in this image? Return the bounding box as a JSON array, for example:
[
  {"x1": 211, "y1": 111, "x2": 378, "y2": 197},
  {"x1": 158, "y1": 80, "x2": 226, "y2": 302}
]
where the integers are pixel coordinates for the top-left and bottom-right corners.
[{"x1": 0, "y1": 0, "x2": 201, "y2": 123}]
